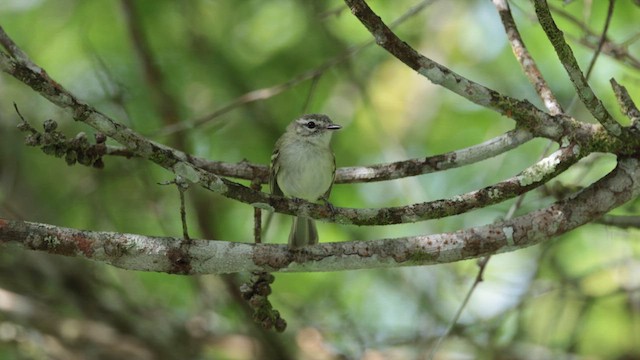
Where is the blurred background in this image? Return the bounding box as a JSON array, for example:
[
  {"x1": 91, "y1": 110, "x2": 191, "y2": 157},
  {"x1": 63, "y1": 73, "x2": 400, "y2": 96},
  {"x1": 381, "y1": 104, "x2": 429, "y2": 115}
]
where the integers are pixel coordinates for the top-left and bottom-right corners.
[{"x1": 1, "y1": 0, "x2": 639, "y2": 359}]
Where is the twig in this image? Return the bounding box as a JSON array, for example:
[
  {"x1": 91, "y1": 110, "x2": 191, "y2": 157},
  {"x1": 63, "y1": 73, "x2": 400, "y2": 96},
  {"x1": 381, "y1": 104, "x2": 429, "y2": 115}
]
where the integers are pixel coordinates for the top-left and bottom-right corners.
[
  {"x1": 251, "y1": 179, "x2": 262, "y2": 244},
  {"x1": 584, "y1": 0, "x2": 615, "y2": 80},
  {"x1": 610, "y1": 79, "x2": 640, "y2": 131},
  {"x1": 120, "y1": 0, "x2": 185, "y2": 149},
  {"x1": 158, "y1": 0, "x2": 438, "y2": 137},
  {"x1": 177, "y1": 177, "x2": 191, "y2": 242},
  {"x1": 428, "y1": 256, "x2": 491, "y2": 359}
]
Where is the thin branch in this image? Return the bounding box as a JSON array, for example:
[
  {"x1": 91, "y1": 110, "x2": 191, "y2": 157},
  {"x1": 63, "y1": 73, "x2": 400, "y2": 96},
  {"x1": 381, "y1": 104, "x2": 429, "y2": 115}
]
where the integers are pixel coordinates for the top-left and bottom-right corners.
[
  {"x1": 492, "y1": 0, "x2": 564, "y2": 115},
  {"x1": 192, "y1": 128, "x2": 534, "y2": 184},
  {"x1": 176, "y1": 178, "x2": 190, "y2": 241},
  {"x1": 251, "y1": 179, "x2": 263, "y2": 244},
  {"x1": 596, "y1": 215, "x2": 640, "y2": 229},
  {"x1": 2, "y1": 157, "x2": 638, "y2": 274},
  {"x1": 335, "y1": 128, "x2": 533, "y2": 183},
  {"x1": 583, "y1": 0, "x2": 615, "y2": 80},
  {"x1": 428, "y1": 256, "x2": 491, "y2": 359},
  {"x1": 342, "y1": 0, "x2": 580, "y2": 142},
  {"x1": 120, "y1": 0, "x2": 185, "y2": 150},
  {"x1": 15, "y1": 105, "x2": 535, "y2": 184},
  {"x1": 157, "y1": 61, "x2": 343, "y2": 136},
  {"x1": 547, "y1": 3, "x2": 640, "y2": 71},
  {"x1": 533, "y1": 0, "x2": 622, "y2": 137},
  {"x1": 427, "y1": 136, "x2": 555, "y2": 357},
  {"x1": 158, "y1": 0, "x2": 438, "y2": 137}
]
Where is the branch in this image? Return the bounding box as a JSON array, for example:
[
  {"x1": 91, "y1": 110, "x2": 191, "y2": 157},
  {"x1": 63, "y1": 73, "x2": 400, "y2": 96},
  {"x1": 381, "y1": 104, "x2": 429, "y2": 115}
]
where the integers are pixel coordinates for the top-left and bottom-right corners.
[
  {"x1": 0, "y1": 26, "x2": 577, "y2": 227},
  {"x1": 492, "y1": 0, "x2": 563, "y2": 115},
  {"x1": 186, "y1": 128, "x2": 534, "y2": 184},
  {"x1": 596, "y1": 215, "x2": 640, "y2": 229},
  {"x1": 332, "y1": 143, "x2": 583, "y2": 226},
  {"x1": 157, "y1": 0, "x2": 436, "y2": 137},
  {"x1": 335, "y1": 129, "x2": 532, "y2": 183},
  {"x1": 547, "y1": 3, "x2": 640, "y2": 71},
  {"x1": 80, "y1": 127, "x2": 535, "y2": 184},
  {"x1": 342, "y1": 0, "x2": 581, "y2": 141},
  {"x1": 533, "y1": 0, "x2": 622, "y2": 137},
  {"x1": 2, "y1": 157, "x2": 638, "y2": 274},
  {"x1": 120, "y1": 0, "x2": 186, "y2": 152},
  {"x1": 583, "y1": 0, "x2": 615, "y2": 80}
]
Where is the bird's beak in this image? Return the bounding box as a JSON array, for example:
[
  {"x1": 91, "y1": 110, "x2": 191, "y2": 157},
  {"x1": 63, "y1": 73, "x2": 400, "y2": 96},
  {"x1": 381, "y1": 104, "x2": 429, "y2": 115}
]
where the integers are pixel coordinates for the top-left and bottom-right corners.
[{"x1": 327, "y1": 124, "x2": 342, "y2": 131}]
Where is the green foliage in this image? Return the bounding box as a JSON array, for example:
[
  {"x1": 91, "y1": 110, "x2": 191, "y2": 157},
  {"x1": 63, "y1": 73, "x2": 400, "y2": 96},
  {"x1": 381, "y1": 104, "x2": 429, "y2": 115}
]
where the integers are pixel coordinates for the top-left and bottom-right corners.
[{"x1": 1, "y1": 0, "x2": 639, "y2": 359}]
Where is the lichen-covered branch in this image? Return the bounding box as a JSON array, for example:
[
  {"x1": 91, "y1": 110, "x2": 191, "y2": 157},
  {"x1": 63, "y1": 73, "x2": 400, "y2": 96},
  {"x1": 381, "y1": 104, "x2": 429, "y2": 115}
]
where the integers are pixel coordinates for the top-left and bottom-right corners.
[
  {"x1": 343, "y1": 0, "x2": 582, "y2": 141},
  {"x1": 98, "y1": 128, "x2": 532, "y2": 185},
  {"x1": 492, "y1": 0, "x2": 564, "y2": 115},
  {"x1": 2, "y1": 158, "x2": 638, "y2": 274},
  {"x1": 533, "y1": 0, "x2": 622, "y2": 137},
  {"x1": 0, "y1": 27, "x2": 579, "y2": 227},
  {"x1": 332, "y1": 144, "x2": 583, "y2": 225}
]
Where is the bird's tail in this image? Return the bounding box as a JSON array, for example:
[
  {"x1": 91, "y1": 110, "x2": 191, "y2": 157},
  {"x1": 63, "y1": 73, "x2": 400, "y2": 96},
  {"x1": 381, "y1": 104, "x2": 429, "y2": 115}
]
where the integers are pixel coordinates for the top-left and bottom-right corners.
[{"x1": 288, "y1": 216, "x2": 318, "y2": 248}]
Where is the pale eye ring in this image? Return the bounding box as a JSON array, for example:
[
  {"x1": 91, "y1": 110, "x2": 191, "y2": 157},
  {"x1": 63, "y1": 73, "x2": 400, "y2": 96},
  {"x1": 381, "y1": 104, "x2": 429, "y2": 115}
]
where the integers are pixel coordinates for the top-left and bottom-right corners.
[{"x1": 306, "y1": 121, "x2": 316, "y2": 129}]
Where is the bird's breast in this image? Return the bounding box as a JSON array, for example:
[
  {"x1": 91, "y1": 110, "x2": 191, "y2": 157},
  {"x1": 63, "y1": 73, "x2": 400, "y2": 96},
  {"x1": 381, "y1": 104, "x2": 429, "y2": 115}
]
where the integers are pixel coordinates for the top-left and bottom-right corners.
[{"x1": 276, "y1": 145, "x2": 334, "y2": 201}]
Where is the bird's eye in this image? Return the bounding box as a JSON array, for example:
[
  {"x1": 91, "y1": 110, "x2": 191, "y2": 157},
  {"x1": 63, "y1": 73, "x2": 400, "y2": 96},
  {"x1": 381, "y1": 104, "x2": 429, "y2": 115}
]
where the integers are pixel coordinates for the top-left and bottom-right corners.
[{"x1": 306, "y1": 121, "x2": 316, "y2": 129}]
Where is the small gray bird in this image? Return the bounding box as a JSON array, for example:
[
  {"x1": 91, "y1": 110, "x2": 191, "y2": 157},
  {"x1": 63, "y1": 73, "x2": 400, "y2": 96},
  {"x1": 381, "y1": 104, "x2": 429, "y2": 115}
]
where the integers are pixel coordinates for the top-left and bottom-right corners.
[{"x1": 270, "y1": 114, "x2": 341, "y2": 248}]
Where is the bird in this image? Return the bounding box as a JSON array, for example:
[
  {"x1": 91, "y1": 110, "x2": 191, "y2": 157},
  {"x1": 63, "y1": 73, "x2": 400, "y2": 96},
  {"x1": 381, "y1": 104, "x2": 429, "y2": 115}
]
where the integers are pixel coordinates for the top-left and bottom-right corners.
[{"x1": 270, "y1": 114, "x2": 341, "y2": 248}]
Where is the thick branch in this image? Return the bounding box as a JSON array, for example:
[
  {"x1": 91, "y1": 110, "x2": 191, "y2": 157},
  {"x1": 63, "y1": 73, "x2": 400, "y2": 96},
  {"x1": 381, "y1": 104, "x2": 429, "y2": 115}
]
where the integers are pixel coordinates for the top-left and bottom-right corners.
[
  {"x1": 158, "y1": 0, "x2": 436, "y2": 137},
  {"x1": 2, "y1": 158, "x2": 638, "y2": 274},
  {"x1": 97, "y1": 129, "x2": 534, "y2": 184},
  {"x1": 336, "y1": 129, "x2": 532, "y2": 183}
]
